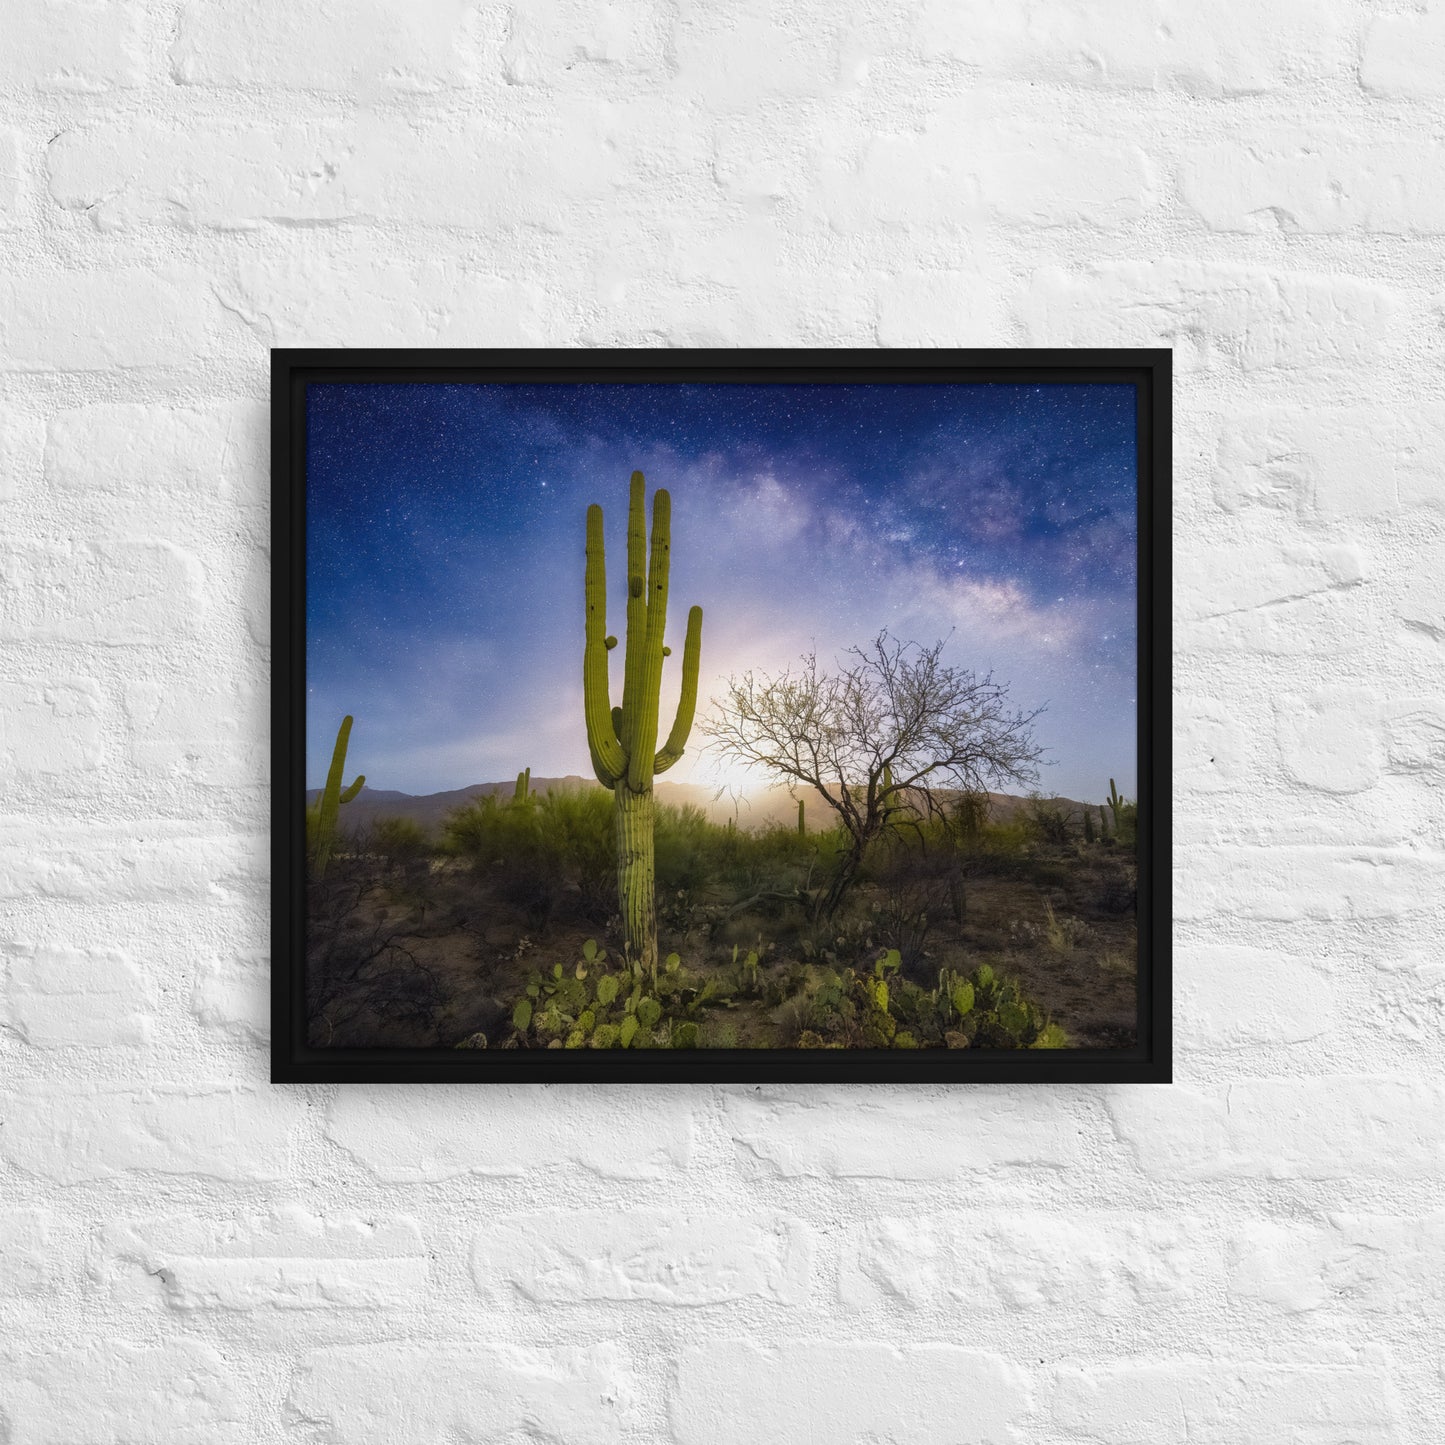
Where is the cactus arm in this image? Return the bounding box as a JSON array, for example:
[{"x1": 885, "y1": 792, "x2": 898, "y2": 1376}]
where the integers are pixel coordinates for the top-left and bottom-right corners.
[
  {"x1": 339, "y1": 775, "x2": 365, "y2": 804},
  {"x1": 654, "y1": 603, "x2": 702, "y2": 775},
  {"x1": 583, "y1": 503, "x2": 626, "y2": 787},
  {"x1": 619, "y1": 471, "x2": 648, "y2": 762},
  {"x1": 628, "y1": 487, "x2": 672, "y2": 791}
]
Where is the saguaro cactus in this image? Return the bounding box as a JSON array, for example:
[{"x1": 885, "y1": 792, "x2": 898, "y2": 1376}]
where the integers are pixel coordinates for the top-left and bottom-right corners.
[
  {"x1": 514, "y1": 767, "x2": 532, "y2": 803},
  {"x1": 309, "y1": 715, "x2": 365, "y2": 879},
  {"x1": 583, "y1": 471, "x2": 703, "y2": 981},
  {"x1": 1107, "y1": 777, "x2": 1137, "y2": 847},
  {"x1": 797, "y1": 797, "x2": 806, "y2": 838}
]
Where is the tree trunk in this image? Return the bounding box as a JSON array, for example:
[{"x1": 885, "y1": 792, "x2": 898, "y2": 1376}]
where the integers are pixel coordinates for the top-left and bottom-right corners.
[
  {"x1": 614, "y1": 783, "x2": 657, "y2": 980},
  {"x1": 820, "y1": 837, "x2": 867, "y2": 919}
]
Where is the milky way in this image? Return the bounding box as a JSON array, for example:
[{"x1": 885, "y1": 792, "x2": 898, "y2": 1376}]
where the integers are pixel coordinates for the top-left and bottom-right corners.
[{"x1": 307, "y1": 381, "x2": 1138, "y2": 802}]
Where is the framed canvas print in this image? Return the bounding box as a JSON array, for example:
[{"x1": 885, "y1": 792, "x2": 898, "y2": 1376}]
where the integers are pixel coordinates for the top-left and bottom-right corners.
[{"x1": 272, "y1": 349, "x2": 1170, "y2": 1083}]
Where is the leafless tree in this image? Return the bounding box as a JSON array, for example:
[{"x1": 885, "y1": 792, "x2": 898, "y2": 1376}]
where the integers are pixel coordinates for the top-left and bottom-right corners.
[{"x1": 703, "y1": 632, "x2": 1044, "y2": 915}]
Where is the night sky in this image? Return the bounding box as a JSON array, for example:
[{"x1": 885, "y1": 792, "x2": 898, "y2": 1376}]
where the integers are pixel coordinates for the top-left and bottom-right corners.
[{"x1": 307, "y1": 382, "x2": 1138, "y2": 802}]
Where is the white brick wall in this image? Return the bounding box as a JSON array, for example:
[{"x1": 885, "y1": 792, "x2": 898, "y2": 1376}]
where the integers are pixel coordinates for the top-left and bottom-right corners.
[{"x1": 1, "y1": 2, "x2": 1440, "y2": 1439}]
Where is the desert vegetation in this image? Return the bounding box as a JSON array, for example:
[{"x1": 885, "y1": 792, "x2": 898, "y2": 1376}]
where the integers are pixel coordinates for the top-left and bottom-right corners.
[
  {"x1": 305, "y1": 471, "x2": 1137, "y2": 1050},
  {"x1": 306, "y1": 766, "x2": 1137, "y2": 1050}
]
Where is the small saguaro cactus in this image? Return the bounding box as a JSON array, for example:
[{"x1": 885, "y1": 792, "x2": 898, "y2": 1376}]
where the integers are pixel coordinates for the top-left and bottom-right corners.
[
  {"x1": 797, "y1": 797, "x2": 806, "y2": 838},
  {"x1": 1107, "y1": 777, "x2": 1137, "y2": 847},
  {"x1": 513, "y1": 767, "x2": 532, "y2": 803},
  {"x1": 308, "y1": 715, "x2": 365, "y2": 879},
  {"x1": 583, "y1": 471, "x2": 703, "y2": 982}
]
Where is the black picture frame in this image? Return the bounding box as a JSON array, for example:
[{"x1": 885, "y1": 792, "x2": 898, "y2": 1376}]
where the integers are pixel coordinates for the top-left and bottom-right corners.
[{"x1": 272, "y1": 348, "x2": 1171, "y2": 1084}]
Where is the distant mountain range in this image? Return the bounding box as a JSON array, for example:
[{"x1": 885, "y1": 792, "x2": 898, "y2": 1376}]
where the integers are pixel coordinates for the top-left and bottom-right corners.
[{"x1": 305, "y1": 775, "x2": 1097, "y2": 834}]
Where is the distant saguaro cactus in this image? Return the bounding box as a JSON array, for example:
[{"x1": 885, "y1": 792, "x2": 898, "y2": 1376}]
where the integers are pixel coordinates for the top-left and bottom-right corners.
[
  {"x1": 309, "y1": 715, "x2": 365, "y2": 879},
  {"x1": 1107, "y1": 777, "x2": 1137, "y2": 847},
  {"x1": 583, "y1": 471, "x2": 703, "y2": 981},
  {"x1": 514, "y1": 767, "x2": 531, "y2": 802},
  {"x1": 797, "y1": 797, "x2": 806, "y2": 838}
]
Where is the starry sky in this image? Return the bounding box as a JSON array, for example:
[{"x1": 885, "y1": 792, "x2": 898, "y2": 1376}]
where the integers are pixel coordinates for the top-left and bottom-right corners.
[{"x1": 307, "y1": 382, "x2": 1138, "y2": 802}]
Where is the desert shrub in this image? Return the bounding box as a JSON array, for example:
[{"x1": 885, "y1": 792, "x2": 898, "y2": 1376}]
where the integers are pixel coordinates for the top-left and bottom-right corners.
[
  {"x1": 535, "y1": 788, "x2": 614, "y2": 916},
  {"x1": 1026, "y1": 796, "x2": 1075, "y2": 845},
  {"x1": 655, "y1": 803, "x2": 716, "y2": 894},
  {"x1": 371, "y1": 815, "x2": 430, "y2": 858},
  {"x1": 444, "y1": 787, "x2": 613, "y2": 925}
]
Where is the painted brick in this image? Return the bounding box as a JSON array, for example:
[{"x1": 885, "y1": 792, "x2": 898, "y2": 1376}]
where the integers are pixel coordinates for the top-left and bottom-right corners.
[
  {"x1": 345, "y1": 114, "x2": 625, "y2": 230},
  {"x1": 1051, "y1": 1357, "x2": 1402, "y2": 1444},
  {"x1": 874, "y1": 268, "x2": 1011, "y2": 347},
  {"x1": 0, "y1": 269, "x2": 242, "y2": 370},
  {"x1": 0, "y1": 131, "x2": 21, "y2": 227},
  {"x1": 814, "y1": 116, "x2": 1153, "y2": 232},
  {"x1": 0, "y1": 540, "x2": 206, "y2": 643},
  {"x1": 1275, "y1": 688, "x2": 1383, "y2": 795},
  {"x1": 1384, "y1": 698, "x2": 1445, "y2": 776},
  {"x1": 723, "y1": 1086, "x2": 1085, "y2": 1178},
  {"x1": 1176, "y1": 847, "x2": 1441, "y2": 923},
  {"x1": 671, "y1": 2, "x2": 856, "y2": 102},
  {"x1": 840, "y1": 1212, "x2": 1205, "y2": 1314},
  {"x1": 1362, "y1": 3, "x2": 1445, "y2": 100},
  {"x1": 0, "y1": 677, "x2": 106, "y2": 775},
  {"x1": 1020, "y1": 260, "x2": 1400, "y2": 374},
  {"x1": 219, "y1": 254, "x2": 561, "y2": 348},
  {"x1": 500, "y1": 1, "x2": 673, "y2": 81},
  {"x1": 287, "y1": 1342, "x2": 639, "y2": 1444},
  {"x1": 0, "y1": 822, "x2": 265, "y2": 902},
  {"x1": 914, "y1": 0, "x2": 1345, "y2": 96},
  {"x1": 1181, "y1": 134, "x2": 1445, "y2": 235},
  {"x1": 1396, "y1": 543, "x2": 1445, "y2": 643},
  {"x1": 96, "y1": 1206, "x2": 428, "y2": 1311},
  {"x1": 48, "y1": 122, "x2": 352, "y2": 231},
  {"x1": 1107, "y1": 1078, "x2": 1445, "y2": 1180},
  {"x1": 1175, "y1": 696, "x2": 1256, "y2": 796},
  {"x1": 326, "y1": 1086, "x2": 692, "y2": 1180},
  {"x1": 472, "y1": 1210, "x2": 809, "y2": 1306},
  {"x1": 0, "y1": 408, "x2": 43, "y2": 502},
  {"x1": 1178, "y1": 528, "x2": 1365, "y2": 625},
  {"x1": 0, "y1": 1341, "x2": 244, "y2": 1444},
  {"x1": 0, "y1": 1209, "x2": 53, "y2": 1296},
  {"x1": 45, "y1": 402, "x2": 267, "y2": 506},
  {"x1": 1, "y1": 1, "x2": 145, "y2": 90},
  {"x1": 1178, "y1": 944, "x2": 1334, "y2": 1050},
  {"x1": 1214, "y1": 406, "x2": 1445, "y2": 519},
  {"x1": 1229, "y1": 1213, "x2": 1445, "y2": 1316},
  {"x1": 171, "y1": 0, "x2": 485, "y2": 90},
  {"x1": 2, "y1": 943, "x2": 150, "y2": 1047},
  {"x1": 124, "y1": 676, "x2": 266, "y2": 789},
  {"x1": 190, "y1": 951, "x2": 268, "y2": 1042},
  {"x1": 0, "y1": 1084, "x2": 297, "y2": 1183},
  {"x1": 674, "y1": 1341, "x2": 1031, "y2": 1444}
]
